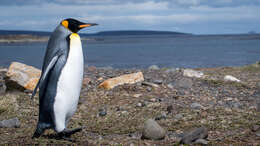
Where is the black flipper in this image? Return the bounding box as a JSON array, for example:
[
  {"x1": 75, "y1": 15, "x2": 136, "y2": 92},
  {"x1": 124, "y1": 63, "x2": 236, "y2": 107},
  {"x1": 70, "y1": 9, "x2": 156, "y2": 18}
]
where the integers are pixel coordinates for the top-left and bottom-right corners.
[{"x1": 30, "y1": 52, "x2": 63, "y2": 100}]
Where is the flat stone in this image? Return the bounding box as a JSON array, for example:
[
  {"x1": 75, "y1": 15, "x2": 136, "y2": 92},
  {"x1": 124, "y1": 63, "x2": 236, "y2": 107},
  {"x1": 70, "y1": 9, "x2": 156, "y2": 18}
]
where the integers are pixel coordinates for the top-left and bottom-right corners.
[
  {"x1": 153, "y1": 79, "x2": 163, "y2": 84},
  {"x1": 194, "y1": 139, "x2": 209, "y2": 145},
  {"x1": 171, "y1": 78, "x2": 193, "y2": 89},
  {"x1": 142, "y1": 81, "x2": 159, "y2": 88},
  {"x1": 165, "y1": 68, "x2": 177, "y2": 73},
  {"x1": 142, "y1": 119, "x2": 166, "y2": 140},
  {"x1": 252, "y1": 125, "x2": 260, "y2": 132},
  {"x1": 190, "y1": 102, "x2": 203, "y2": 110},
  {"x1": 0, "y1": 117, "x2": 20, "y2": 128},
  {"x1": 5, "y1": 62, "x2": 41, "y2": 91},
  {"x1": 183, "y1": 69, "x2": 204, "y2": 78},
  {"x1": 174, "y1": 114, "x2": 183, "y2": 120},
  {"x1": 180, "y1": 126, "x2": 208, "y2": 144},
  {"x1": 99, "y1": 66, "x2": 113, "y2": 70},
  {"x1": 99, "y1": 72, "x2": 144, "y2": 90}
]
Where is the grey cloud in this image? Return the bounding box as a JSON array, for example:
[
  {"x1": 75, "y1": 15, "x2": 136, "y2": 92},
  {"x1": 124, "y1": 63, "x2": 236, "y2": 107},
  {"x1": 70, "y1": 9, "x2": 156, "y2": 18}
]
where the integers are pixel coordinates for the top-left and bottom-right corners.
[{"x1": 1, "y1": 0, "x2": 260, "y2": 7}]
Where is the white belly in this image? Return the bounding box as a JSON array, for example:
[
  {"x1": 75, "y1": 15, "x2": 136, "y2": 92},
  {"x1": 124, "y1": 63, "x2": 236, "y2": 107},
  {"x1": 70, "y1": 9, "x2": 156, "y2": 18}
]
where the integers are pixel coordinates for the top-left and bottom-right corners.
[{"x1": 54, "y1": 34, "x2": 84, "y2": 132}]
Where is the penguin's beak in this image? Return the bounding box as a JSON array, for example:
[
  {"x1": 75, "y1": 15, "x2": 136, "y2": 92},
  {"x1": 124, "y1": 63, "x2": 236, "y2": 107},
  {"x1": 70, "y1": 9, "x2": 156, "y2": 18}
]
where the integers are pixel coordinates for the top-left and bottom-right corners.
[{"x1": 79, "y1": 23, "x2": 98, "y2": 28}]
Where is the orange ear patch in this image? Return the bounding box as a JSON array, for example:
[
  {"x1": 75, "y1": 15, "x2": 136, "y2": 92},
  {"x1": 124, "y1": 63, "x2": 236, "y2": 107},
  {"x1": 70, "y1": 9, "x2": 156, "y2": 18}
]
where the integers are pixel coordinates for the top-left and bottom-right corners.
[{"x1": 61, "y1": 20, "x2": 69, "y2": 28}]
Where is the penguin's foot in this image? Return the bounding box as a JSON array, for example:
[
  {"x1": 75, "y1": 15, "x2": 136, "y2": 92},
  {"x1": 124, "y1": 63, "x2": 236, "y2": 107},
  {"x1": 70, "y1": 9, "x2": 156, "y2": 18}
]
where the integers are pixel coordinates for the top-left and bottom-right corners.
[
  {"x1": 60, "y1": 127, "x2": 82, "y2": 137},
  {"x1": 57, "y1": 127, "x2": 82, "y2": 141}
]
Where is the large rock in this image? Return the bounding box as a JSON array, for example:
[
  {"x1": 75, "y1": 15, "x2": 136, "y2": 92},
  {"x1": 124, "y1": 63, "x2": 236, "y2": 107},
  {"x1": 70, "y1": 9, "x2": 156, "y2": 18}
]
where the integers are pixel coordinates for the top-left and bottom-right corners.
[
  {"x1": 142, "y1": 119, "x2": 166, "y2": 140},
  {"x1": 99, "y1": 72, "x2": 144, "y2": 90},
  {"x1": 0, "y1": 117, "x2": 20, "y2": 128},
  {"x1": 183, "y1": 69, "x2": 204, "y2": 78},
  {"x1": 180, "y1": 126, "x2": 208, "y2": 144},
  {"x1": 6, "y1": 62, "x2": 41, "y2": 91}
]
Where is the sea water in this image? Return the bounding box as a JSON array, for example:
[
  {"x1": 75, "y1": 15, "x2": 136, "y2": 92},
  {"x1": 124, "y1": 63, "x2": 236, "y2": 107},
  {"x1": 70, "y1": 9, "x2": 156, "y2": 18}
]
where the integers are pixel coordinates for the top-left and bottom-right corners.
[{"x1": 0, "y1": 34, "x2": 259, "y2": 69}]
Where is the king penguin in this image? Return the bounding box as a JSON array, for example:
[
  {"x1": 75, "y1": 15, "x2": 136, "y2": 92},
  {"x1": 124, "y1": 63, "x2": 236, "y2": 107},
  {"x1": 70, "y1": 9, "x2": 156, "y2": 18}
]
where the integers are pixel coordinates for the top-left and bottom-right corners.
[{"x1": 31, "y1": 18, "x2": 97, "y2": 139}]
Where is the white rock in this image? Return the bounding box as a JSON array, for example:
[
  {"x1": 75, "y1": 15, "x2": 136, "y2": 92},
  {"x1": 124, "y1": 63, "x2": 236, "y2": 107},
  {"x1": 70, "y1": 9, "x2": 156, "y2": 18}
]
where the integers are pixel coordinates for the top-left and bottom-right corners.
[
  {"x1": 224, "y1": 75, "x2": 240, "y2": 82},
  {"x1": 183, "y1": 69, "x2": 204, "y2": 78},
  {"x1": 148, "y1": 65, "x2": 160, "y2": 70}
]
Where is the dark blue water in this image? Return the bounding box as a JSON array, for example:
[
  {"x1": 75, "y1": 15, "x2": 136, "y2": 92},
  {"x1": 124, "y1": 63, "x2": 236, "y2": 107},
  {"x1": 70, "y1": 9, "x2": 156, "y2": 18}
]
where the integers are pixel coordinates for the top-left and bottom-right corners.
[{"x1": 0, "y1": 34, "x2": 260, "y2": 69}]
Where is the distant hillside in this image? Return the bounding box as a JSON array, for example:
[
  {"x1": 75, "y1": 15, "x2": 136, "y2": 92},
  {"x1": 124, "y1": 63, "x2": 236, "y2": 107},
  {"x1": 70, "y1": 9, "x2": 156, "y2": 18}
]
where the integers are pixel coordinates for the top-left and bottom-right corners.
[
  {"x1": 0, "y1": 30, "x2": 51, "y2": 36},
  {"x1": 94, "y1": 30, "x2": 190, "y2": 36},
  {"x1": 0, "y1": 30, "x2": 190, "y2": 37}
]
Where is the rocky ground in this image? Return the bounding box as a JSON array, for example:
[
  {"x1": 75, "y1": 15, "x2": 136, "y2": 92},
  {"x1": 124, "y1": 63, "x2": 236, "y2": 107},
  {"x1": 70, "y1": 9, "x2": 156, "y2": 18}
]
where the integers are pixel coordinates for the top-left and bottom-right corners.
[{"x1": 0, "y1": 63, "x2": 260, "y2": 145}]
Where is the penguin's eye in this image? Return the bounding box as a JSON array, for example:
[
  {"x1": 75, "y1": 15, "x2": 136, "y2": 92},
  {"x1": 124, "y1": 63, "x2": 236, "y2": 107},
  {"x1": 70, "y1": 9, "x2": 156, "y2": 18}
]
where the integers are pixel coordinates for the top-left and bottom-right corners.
[{"x1": 61, "y1": 20, "x2": 69, "y2": 29}]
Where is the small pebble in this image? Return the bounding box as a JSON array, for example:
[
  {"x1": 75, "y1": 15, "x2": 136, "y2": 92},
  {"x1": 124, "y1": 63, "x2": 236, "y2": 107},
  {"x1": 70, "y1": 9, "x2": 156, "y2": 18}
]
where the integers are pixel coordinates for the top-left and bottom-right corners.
[
  {"x1": 153, "y1": 79, "x2": 163, "y2": 84},
  {"x1": 167, "y1": 105, "x2": 173, "y2": 114},
  {"x1": 190, "y1": 102, "x2": 203, "y2": 110},
  {"x1": 99, "y1": 108, "x2": 107, "y2": 117},
  {"x1": 137, "y1": 103, "x2": 142, "y2": 107}
]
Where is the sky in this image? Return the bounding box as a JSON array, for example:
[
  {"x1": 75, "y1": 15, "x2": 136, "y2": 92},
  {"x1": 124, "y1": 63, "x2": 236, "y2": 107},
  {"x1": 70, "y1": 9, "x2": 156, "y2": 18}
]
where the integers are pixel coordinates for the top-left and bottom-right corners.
[{"x1": 0, "y1": 0, "x2": 260, "y2": 34}]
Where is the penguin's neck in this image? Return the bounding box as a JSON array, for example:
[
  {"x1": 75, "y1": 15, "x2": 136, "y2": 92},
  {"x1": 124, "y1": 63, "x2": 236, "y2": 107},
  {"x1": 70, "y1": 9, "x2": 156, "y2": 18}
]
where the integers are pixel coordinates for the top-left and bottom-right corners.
[{"x1": 55, "y1": 24, "x2": 73, "y2": 38}]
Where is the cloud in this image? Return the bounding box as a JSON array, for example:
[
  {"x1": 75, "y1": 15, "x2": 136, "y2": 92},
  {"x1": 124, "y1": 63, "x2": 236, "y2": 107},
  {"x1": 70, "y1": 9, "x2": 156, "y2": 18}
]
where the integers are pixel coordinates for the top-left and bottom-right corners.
[
  {"x1": 1, "y1": 0, "x2": 260, "y2": 7},
  {"x1": 0, "y1": 0, "x2": 259, "y2": 34}
]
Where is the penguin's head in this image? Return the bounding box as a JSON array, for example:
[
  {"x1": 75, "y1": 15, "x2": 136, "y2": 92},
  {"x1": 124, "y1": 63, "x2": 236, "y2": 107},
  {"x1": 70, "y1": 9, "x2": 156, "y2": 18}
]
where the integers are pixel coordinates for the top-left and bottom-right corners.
[{"x1": 61, "y1": 18, "x2": 98, "y2": 33}]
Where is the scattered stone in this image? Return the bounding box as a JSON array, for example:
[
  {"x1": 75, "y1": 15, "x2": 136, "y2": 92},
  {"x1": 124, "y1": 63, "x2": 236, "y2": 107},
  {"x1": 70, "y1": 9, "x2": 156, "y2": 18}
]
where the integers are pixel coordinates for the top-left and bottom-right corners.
[
  {"x1": 231, "y1": 101, "x2": 242, "y2": 109},
  {"x1": 142, "y1": 81, "x2": 159, "y2": 88},
  {"x1": 171, "y1": 78, "x2": 193, "y2": 89},
  {"x1": 174, "y1": 114, "x2": 183, "y2": 120},
  {"x1": 149, "y1": 98, "x2": 157, "y2": 102},
  {"x1": 257, "y1": 102, "x2": 260, "y2": 112},
  {"x1": 167, "y1": 83, "x2": 174, "y2": 89},
  {"x1": 0, "y1": 81, "x2": 6, "y2": 95},
  {"x1": 155, "y1": 112, "x2": 167, "y2": 120},
  {"x1": 0, "y1": 117, "x2": 20, "y2": 128},
  {"x1": 133, "y1": 94, "x2": 142, "y2": 98},
  {"x1": 83, "y1": 77, "x2": 91, "y2": 86},
  {"x1": 257, "y1": 82, "x2": 260, "y2": 88},
  {"x1": 194, "y1": 138, "x2": 209, "y2": 145},
  {"x1": 97, "y1": 77, "x2": 103, "y2": 81},
  {"x1": 99, "y1": 108, "x2": 107, "y2": 117},
  {"x1": 183, "y1": 69, "x2": 204, "y2": 78},
  {"x1": 256, "y1": 132, "x2": 260, "y2": 137},
  {"x1": 148, "y1": 65, "x2": 160, "y2": 70},
  {"x1": 166, "y1": 105, "x2": 173, "y2": 114},
  {"x1": 165, "y1": 68, "x2": 177, "y2": 73},
  {"x1": 5, "y1": 62, "x2": 41, "y2": 91},
  {"x1": 99, "y1": 72, "x2": 144, "y2": 90},
  {"x1": 153, "y1": 79, "x2": 163, "y2": 84},
  {"x1": 190, "y1": 102, "x2": 203, "y2": 110},
  {"x1": 252, "y1": 125, "x2": 260, "y2": 132},
  {"x1": 136, "y1": 102, "x2": 142, "y2": 107},
  {"x1": 87, "y1": 66, "x2": 96, "y2": 72},
  {"x1": 142, "y1": 119, "x2": 166, "y2": 140},
  {"x1": 180, "y1": 126, "x2": 208, "y2": 144},
  {"x1": 99, "y1": 66, "x2": 113, "y2": 70},
  {"x1": 146, "y1": 87, "x2": 152, "y2": 92},
  {"x1": 224, "y1": 75, "x2": 240, "y2": 82}
]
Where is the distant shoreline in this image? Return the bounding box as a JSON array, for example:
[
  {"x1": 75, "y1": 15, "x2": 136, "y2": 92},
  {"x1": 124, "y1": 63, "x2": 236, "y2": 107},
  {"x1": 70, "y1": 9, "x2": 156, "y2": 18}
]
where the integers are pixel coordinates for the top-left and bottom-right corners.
[{"x1": 0, "y1": 32, "x2": 260, "y2": 43}]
